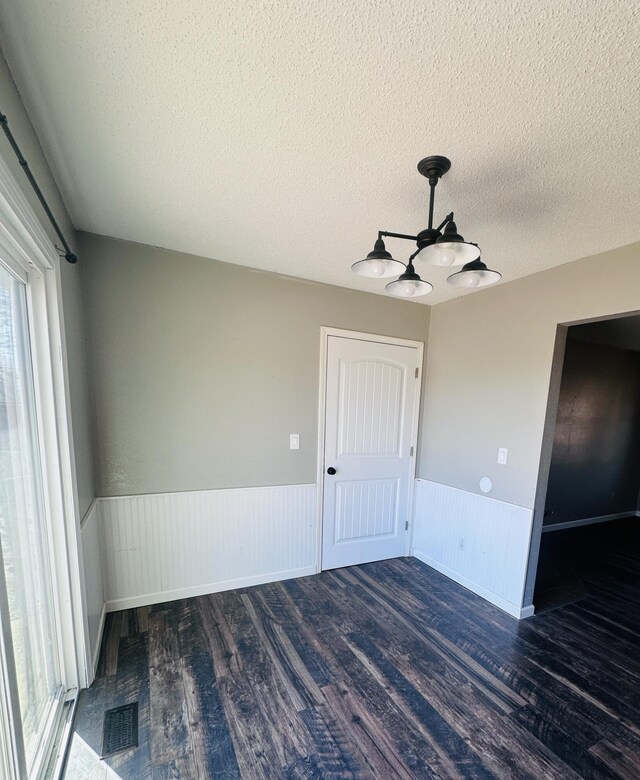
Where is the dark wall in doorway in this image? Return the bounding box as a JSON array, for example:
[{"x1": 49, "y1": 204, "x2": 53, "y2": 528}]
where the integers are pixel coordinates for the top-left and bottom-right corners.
[{"x1": 544, "y1": 337, "x2": 640, "y2": 526}]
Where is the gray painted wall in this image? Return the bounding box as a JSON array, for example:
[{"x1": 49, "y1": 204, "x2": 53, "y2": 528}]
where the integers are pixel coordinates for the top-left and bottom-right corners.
[
  {"x1": 419, "y1": 240, "x2": 640, "y2": 509},
  {"x1": 0, "y1": 53, "x2": 95, "y2": 518},
  {"x1": 78, "y1": 232, "x2": 429, "y2": 496},
  {"x1": 544, "y1": 337, "x2": 640, "y2": 526}
]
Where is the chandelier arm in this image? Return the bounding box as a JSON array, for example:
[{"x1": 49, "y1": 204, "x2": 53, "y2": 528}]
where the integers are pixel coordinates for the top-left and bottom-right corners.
[
  {"x1": 377, "y1": 230, "x2": 419, "y2": 242},
  {"x1": 435, "y1": 212, "x2": 454, "y2": 233}
]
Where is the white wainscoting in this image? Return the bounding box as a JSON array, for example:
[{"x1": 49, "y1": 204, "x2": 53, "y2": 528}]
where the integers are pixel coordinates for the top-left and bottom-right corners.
[
  {"x1": 411, "y1": 479, "x2": 534, "y2": 619},
  {"x1": 100, "y1": 484, "x2": 318, "y2": 611},
  {"x1": 80, "y1": 500, "x2": 106, "y2": 679}
]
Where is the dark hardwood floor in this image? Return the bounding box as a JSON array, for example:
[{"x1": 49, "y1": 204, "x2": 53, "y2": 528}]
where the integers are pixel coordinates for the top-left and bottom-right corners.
[
  {"x1": 534, "y1": 515, "x2": 640, "y2": 612},
  {"x1": 65, "y1": 549, "x2": 640, "y2": 779}
]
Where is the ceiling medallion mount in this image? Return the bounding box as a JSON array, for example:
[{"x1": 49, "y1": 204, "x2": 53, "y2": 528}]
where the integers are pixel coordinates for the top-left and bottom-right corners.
[
  {"x1": 352, "y1": 155, "x2": 501, "y2": 298},
  {"x1": 416, "y1": 155, "x2": 451, "y2": 180}
]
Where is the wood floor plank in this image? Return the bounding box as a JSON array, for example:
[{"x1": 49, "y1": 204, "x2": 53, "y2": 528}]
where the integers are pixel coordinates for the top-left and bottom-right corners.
[
  {"x1": 251, "y1": 584, "x2": 333, "y2": 688},
  {"x1": 137, "y1": 605, "x2": 150, "y2": 633},
  {"x1": 104, "y1": 611, "x2": 123, "y2": 676},
  {"x1": 196, "y1": 593, "x2": 243, "y2": 679},
  {"x1": 347, "y1": 566, "x2": 626, "y2": 752},
  {"x1": 208, "y1": 590, "x2": 328, "y2": 777},
  {"x1": 151, "y1": 756, "x2": 197, "y2": 779},
  {"x1": 329, "y1": 566, "x2": 527, "y2": 712},
  {"x1": 509, "y1": 704, "x2": 617, "y2": 780},
  {"x1": 180, "y1": 650, "x2": 241, "y2": 779},
  {"x1": 106, "y1": 634, "x2": 152, "y2": 777},
  {"x1": 342, "y1": 634, "x2": 490, "y2": 779},
  {"x1": 176, "y1": 598, "x2": 209, "y2": 659},
  {"x1": 278, "y1": 581, "x2": 458, "y2": 777},
  {"x1": 148, "y1": 609, "x2": 194, "y2": 771},
  {"x1": 291, "y1": 604, "x2": 472, "y2": 776},
  {"x1": 590, "y1": 740, "x2": 640, "y2": 780},
  {"x1": 370, "y1": 562, "x2": 640, "y2": 737},
  {"x1": 240, "y1": 593, "x2": 311, "y2": 712},
  {"x1": 296, "y1": 705, "x2": 364, "y2": 779},
  {"x1": 537, "y1": 608, "x2": 640, "y2": 682},
  {"x1": 321, "y1": 684, "x2": 416, "y2": 780}
]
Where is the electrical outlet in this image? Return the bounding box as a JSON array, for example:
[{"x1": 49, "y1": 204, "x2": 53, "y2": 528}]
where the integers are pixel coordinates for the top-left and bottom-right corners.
[
  {"x1": 458, "y1": 537, "x2": 465, "y2": 551},
  {"x1": 497, "y1": 447, "x2": 508, "y2": 465}
]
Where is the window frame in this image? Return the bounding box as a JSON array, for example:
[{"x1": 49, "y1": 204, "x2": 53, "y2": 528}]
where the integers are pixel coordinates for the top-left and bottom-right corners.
[{"x1": 0, "y1": 151, "x2": 87, "y2": 778}]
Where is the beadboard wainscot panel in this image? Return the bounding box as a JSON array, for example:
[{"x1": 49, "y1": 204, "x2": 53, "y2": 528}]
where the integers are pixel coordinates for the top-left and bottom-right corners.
[
  {"x1": 100, "y1": 484, "x2": 318, "y2": 610},
  {"x1": 80, "y1": 499, "x2": 106, "y2": 680},
  {"x1": 411, "y1": 479, "x2": 535, "y2": 618}
]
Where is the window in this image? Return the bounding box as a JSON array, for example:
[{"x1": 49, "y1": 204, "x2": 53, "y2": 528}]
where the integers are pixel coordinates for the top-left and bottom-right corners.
[
  {"x1": 0, "y1": 262, "x2": 64, "y2": 774},
  {"x1": 0, "y1": 155, "x2": 84, "y2": 779}
]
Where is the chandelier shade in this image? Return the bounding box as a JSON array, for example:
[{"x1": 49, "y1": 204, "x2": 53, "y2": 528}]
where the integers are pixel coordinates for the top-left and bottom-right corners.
[
  {"x1": 351, "y1": 238, "x2": 406, "y2": 278},
  {"x1": 419, "y1": 221, "x2": 481, "y2": 267},
  {"x1": 384, "y1": 262, "x2": 433, "y2": 298},
  {"x1": 446, "y1": 258, "x2": 502, "y2": 288},
  {"x1": 352, "y1": 155, "x2": 500, "y2": 297}
]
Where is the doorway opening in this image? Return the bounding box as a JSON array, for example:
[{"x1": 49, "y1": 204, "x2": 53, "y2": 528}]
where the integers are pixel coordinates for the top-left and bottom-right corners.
[{"x1": 526, "y1": 312, "x2": 640, "y2": 613}]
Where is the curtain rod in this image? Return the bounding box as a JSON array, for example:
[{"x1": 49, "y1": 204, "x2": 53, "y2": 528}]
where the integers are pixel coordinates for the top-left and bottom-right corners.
[{"x1": 0, "y1": 112, "x2": 77, "y2": 263}]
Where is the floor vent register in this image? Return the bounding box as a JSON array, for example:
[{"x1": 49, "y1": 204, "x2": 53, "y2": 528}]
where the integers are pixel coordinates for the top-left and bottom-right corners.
[{"x1": 101, "y1": 702, "x2": 138, "y2": 757}]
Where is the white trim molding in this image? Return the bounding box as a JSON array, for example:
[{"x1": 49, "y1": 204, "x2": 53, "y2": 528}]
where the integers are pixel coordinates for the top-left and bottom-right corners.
[
  {"x1": 105, "y1": 568, "x2": 316, "y2": 612},
  {"x1": 541, "y1": 510, "x2": 640, "y2": 533},
  {"x1": 411, "y1": 479, "x2": 534, "y2": 619},
  {"x1": 79, "y1": 500, "x2": 105, "y2": 682},
  {"x1": 99, "y1": 483, "x2": 318, "y2": 612}
]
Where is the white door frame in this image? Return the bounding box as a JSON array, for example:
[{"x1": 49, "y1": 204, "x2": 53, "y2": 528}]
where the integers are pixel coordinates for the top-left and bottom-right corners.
[{"x1": 315, "y1": 327, "x2": 424, "y2": 573}]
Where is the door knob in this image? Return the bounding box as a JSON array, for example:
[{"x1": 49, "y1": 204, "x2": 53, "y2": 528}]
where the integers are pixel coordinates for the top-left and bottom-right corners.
[{"x1": 327, "y1": 467, "x2": 336, "y2": 475}]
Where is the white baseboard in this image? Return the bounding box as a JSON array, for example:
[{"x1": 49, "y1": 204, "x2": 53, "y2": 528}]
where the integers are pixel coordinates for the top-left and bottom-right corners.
[
  {"x1": 105, "y1": 565, "x2": 316, "y2": 612},
  {"x1": 79, "y1": 497, "x2": 98, "y2": 530},
  {"x1": 80, "y1": 499, "x2": 105, "y2": 685},
  {"x1": 542, "y1": 510, "x2": 639, "y2": 532},
  {"x1": 91, "y1": 603, "x2": 107, "y2": 676},
  {"x1": 411, "y1": 549, "x2": 525, "y2": 619}
]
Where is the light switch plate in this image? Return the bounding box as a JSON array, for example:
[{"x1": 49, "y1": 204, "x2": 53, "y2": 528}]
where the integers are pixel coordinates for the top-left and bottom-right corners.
[
  {"x1": 497, "y1": 447, "x2": 508, "y2": 465},
  {"x1": 290, "y1": 434, "x2": 300, "y2": 450}
]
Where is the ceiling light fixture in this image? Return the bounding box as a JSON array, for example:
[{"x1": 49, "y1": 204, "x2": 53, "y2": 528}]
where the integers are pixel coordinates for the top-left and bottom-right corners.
[{"x1": 353, "y1": 155, "x2": 501, "y2": 298}]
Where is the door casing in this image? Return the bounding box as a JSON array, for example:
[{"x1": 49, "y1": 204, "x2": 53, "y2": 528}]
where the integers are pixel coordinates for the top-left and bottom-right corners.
[{"x1": 315, "y1": 327, "x2": 424, "y2": 573}]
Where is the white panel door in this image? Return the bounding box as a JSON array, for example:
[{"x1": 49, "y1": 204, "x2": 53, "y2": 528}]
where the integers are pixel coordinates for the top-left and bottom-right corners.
[{"x1": 322, "y1": 335, "x2": 420, "y2": 570}]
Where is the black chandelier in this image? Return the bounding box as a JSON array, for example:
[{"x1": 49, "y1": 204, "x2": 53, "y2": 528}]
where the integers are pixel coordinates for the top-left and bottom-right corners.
[{"x1": 352, "y1": 155, "x2": 500, "y2": 298}]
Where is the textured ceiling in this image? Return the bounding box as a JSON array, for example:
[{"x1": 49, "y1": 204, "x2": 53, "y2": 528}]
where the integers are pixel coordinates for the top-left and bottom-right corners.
[{"x1": 0, "y1": 1, "x2": 638, "y2": 304}]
